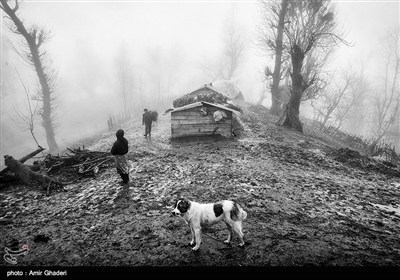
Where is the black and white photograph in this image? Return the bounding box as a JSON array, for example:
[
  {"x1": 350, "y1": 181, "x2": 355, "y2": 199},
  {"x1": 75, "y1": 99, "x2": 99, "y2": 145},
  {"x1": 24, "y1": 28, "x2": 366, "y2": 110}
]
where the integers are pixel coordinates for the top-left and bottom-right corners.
[{"x1": 1, "y1": 0, "x2": 399, "y2": 279}]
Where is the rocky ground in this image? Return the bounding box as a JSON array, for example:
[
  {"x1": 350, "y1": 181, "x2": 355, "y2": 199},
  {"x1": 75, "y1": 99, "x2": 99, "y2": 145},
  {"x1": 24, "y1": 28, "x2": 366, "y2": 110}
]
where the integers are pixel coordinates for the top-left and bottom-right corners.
[{"x1": 1, "y1": 104, "x2": 400, "y2": 278}]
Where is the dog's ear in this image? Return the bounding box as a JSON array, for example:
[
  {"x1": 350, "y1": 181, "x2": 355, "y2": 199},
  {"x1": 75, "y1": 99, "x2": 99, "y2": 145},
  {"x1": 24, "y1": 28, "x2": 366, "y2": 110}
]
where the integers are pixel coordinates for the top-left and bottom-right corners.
[{"x1": 173, "y1": 198, "x2": 181, "y2": 208}]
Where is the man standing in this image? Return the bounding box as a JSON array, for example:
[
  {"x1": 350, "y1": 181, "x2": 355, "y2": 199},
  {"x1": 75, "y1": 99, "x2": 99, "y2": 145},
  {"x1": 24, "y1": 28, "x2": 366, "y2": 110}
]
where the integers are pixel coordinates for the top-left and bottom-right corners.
[{"x1": 142, "y1": 108, "x2": 153, "y2": 137}]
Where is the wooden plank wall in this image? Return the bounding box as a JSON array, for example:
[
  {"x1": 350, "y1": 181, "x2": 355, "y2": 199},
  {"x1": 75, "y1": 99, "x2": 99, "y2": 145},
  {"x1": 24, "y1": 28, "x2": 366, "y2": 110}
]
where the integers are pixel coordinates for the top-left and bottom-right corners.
[{"x1": 171, "y1": 105, "x2": 232, "y2": 138}]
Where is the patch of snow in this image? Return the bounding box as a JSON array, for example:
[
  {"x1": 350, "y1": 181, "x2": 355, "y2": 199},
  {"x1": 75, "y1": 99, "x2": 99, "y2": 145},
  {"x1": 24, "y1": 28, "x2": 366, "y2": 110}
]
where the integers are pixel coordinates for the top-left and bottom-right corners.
[
  {"x1": 372, "y1": 155, "x2": 387, "y2": 162},
  {"x1": 370, "y1": 203, "x2": 400, "y2": 217},
  {"x1": 390, "y1": 182, "x2": 400, "y2": 188},
  {"x1": 308, "y1": 148, "x2": 325, "y2": 157}
]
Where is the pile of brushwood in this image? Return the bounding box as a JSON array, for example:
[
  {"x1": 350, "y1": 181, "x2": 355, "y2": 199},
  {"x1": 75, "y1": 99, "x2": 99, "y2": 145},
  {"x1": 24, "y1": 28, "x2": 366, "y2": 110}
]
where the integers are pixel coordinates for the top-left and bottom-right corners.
[
  {"x1": 45, "y1": 147, "x2": 113, "y2": 177},
  {"x1": 0, "y1": 146, "x2": 113, "y2": 196},
  {"x1": 173, "y1": 91, "x2": 229, "y2": 108}
]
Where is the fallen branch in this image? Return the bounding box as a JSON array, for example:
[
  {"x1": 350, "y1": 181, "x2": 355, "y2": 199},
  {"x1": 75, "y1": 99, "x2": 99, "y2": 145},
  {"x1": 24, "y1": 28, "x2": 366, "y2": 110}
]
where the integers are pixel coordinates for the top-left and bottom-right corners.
[
  {"x1": 4, "y1": 155, "x2": 73, "y2": 196},
  {"x1": 77, "y1": 157, "x2": 113, "y2": 174},
  {"x1": 0, "y1": 146, "x2": 45, "y2": 176}
]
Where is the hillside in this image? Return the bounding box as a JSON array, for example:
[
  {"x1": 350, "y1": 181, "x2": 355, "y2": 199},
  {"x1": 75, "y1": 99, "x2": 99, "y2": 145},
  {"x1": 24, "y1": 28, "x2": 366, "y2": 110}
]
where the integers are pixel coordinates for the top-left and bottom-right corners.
[{"x1": 1, "y1": 103, "x2": 400, "y2": 276}]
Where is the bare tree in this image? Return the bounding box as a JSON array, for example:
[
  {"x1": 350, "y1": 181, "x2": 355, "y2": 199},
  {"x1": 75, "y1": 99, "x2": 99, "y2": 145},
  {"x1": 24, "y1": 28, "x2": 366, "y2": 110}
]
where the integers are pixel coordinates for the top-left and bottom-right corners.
[
  {"x1": 9, "y1": 65, "x2": 41, "y2": 147},
  {"x1": 311, "y1": 72, "x2": 346, "y2": 126},
  {"x1": 256, "y1": 0, "x2": 289, "y2": 115},
  {"x1": 164, "y1": 42, "x2": 188, "y2": 97},
  {"x1": 199, "y1": 54, "x2": 224, "y2": 81},
  {"x1": 369, "y1": 27, "x2": 400, "y2": 146},
  {"x1": 221, "y1": 4, "x2": 247, "y2": 81},
  {"x1": 311, "y1": 60, "x2": 369, "y2": 130},
  {"x1": 115, "y1": 43, "x2": 134, "y2": 118},
  {"x1": 334, "y1": 61, "x2": 369, "y2": 130},
  {"x1": 143, "y1": 43, "x2": 188, "y2": 109},
  {"x1": 137, "y1": 74, "x2": 147, "y2": 111},
  {"x1": 146, "y1": 45, "x2": 164, "y2": 105},
  {"x1": 1, "y1": 0, "x2": 59, "y2": 154},
  {"x1": 278, "y1": 0, "x2": 349, "y2": 133},
  {"x1": 201, "y1": 3, "x2": 247, "y2": 82}
]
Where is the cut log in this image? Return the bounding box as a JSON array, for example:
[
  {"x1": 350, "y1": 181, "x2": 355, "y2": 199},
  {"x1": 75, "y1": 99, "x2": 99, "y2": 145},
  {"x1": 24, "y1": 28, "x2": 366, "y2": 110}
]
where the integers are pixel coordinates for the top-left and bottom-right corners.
[
  {"x1": 4, "y1": 155, "x2": 71, "y2": 196},
  {"x1": 0, "y1": 146, "x2": 45, "y2": 176}
]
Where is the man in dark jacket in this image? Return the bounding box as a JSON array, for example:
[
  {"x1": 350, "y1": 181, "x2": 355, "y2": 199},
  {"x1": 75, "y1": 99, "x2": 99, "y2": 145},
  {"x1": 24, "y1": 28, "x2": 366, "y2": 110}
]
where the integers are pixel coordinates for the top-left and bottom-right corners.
[
  {"x1": 111, "y1": 129, "x2": 129, "y2": 183},
  {"x1": 142, "y1": 108, "x2": 153, "y2": 137}
]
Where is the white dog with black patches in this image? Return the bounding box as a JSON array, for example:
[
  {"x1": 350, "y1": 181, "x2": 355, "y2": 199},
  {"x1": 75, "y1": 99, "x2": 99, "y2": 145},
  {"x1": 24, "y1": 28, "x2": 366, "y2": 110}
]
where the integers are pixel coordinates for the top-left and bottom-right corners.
[{"x1": 171, "y1": 197, "x2": 247, "y2": 251}]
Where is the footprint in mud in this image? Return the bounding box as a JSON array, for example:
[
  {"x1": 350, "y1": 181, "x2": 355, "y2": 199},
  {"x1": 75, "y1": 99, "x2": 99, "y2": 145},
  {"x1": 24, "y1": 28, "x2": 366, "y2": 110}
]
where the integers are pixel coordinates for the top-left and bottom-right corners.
[{"x1": 113, "y1": 184, "x2": 132, "y2": 208}]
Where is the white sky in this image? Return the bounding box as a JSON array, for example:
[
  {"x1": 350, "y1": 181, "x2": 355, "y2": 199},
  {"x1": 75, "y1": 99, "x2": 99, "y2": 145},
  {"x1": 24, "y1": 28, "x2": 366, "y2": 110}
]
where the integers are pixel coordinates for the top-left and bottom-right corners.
[
  {"x1": 4, "y1": 0, "x2": 399, "y2": 93},
  {"x1": 334, "y1": 0, "x2": 400, "y2": 69}
]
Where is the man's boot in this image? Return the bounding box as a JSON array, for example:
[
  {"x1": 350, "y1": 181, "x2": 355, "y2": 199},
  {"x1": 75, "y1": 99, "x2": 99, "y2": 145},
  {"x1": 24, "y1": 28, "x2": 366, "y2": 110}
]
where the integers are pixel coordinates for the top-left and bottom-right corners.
[{"x1": 123, "y1": 173, "x2": 129, "y2": 183}]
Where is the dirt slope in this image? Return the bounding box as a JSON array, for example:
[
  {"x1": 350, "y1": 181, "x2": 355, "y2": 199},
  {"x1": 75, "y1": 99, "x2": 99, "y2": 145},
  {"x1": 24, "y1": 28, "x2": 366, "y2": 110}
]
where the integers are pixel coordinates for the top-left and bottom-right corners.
[{"x1": 1, "y1": 105, "x2": 400, "y2": 272}]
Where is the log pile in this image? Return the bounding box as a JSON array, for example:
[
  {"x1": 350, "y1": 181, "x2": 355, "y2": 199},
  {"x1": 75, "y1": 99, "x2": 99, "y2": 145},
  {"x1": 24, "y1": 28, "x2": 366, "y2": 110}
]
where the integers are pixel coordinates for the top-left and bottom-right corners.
[
  {"x1": 0, "y1": 146, "x2": 114, "y2": 195},
  {"x1": 44, "y1": 147, "x2": 113, "y2": 177}
]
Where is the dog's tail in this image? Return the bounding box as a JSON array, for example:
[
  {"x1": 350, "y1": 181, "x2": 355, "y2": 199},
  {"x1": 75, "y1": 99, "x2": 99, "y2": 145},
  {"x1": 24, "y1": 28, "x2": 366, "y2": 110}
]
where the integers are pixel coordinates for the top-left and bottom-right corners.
[{"x1": 231, "y1": 201, "x2": 247, "y2": 221}]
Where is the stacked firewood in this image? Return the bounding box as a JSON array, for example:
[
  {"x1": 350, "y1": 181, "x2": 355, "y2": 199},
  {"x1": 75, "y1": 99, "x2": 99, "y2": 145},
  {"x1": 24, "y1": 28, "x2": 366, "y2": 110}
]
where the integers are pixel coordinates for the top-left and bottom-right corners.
[
  {"x1": 0, "y1": 146, "x2": 114, "y2": 195},
  {"x1": 45, "y1": 147, "x2": 113, "y2": 176}
]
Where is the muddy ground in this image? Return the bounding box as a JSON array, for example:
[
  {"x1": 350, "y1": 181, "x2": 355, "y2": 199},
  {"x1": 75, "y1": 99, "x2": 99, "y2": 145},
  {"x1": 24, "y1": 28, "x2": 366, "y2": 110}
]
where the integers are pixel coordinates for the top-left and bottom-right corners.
[{"x1": 1, "y1": 104, "x2": 400, "y2": 278}]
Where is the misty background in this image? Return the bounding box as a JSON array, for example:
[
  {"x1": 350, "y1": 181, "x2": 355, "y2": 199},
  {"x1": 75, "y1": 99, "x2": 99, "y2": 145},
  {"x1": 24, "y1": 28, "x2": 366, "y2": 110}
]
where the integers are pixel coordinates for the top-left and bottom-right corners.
[{"x1": 1, "y1": 0, "x2": 399, "y2": 169}]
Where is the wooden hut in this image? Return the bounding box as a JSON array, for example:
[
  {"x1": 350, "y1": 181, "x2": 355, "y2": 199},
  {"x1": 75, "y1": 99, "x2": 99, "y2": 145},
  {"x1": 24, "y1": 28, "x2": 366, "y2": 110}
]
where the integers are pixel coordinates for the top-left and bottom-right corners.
[{"x1": 171, "y1": 101, "x2": 240, "y2": 138}]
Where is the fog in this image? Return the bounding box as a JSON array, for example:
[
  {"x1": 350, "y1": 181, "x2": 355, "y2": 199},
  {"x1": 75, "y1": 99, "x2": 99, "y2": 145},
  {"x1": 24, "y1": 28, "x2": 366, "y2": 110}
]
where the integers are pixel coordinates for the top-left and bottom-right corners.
[{"x1": 1, "y1": 0, "x2": 399, "y2": 169}]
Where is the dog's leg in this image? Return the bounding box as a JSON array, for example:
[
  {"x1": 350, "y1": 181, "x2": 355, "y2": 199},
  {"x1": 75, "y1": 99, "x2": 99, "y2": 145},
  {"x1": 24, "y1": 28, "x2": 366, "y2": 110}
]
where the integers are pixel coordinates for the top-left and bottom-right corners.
[
  {"x1": 232, "y1": 221, "x2": 245, "y2": 247},
  {"x1": 189, "y1": 226, "x2": 195, "y2": 246},
  {"x1": 224, "y1": 222, "x2": 233, "y2": 244},
  {"x1": 192, "y1": 228, "x2": 202, "y2": 251}
]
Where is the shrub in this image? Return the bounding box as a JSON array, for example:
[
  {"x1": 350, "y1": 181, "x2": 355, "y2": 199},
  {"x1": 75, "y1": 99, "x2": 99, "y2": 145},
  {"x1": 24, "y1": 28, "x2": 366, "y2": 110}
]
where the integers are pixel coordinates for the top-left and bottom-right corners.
[{"x1": 173, "y1": 91, "x2": 229, "y2": 108}]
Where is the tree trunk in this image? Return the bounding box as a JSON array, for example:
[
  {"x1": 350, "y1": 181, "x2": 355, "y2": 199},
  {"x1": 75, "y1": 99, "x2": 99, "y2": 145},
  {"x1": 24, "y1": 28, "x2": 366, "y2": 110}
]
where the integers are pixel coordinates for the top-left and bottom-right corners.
[
  {"x1": 0, "y1": 146, "x2": 45, "y2": 176},
  {"x1": 4, "y1": 155, "x2": 50, "y2": 186},
  {"x1": 256, "y1": 94, "x2": 267, "y2": 105},
  {"x1": 1, "y1": 0, "x2": 59, "y2": 154},
  {"x1": 270, "y1": 94, "x2": 283, "y2": 116},
  {"x1": 281, "y1": 44, "x2": 304, "y2": 133},
  {"x1": 29, "y1": 36, "x2": 59, "y2": 155},
  {"x1": 4, "y1": 155, "x2": 67, "y2": 195},
  {"x1": 270, "y1": 0, "x2": 289, "y2": 116}
]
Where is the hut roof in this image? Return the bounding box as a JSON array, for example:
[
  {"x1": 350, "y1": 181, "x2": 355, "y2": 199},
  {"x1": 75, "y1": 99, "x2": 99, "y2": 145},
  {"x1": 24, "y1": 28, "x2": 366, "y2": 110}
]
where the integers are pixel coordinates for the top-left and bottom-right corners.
[
  {"x1": 171, "y1": 101, "x2": 240, "y2": 115},
  {"x1": 187, "y1": 84, "x2": 225, "y2": 97}
]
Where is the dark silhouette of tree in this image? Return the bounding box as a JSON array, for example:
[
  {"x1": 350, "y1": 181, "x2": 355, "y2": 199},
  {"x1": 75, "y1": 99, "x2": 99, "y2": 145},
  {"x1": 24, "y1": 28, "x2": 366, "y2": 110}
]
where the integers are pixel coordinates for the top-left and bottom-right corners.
[
  {"x1": 278, "y1": 0, "x2": 349, "y2": 133},
  {"x1": 1, "y1": 0, "x2": 59, "y2": 154},
  {"x1": 256, "y1": 0, "x2": 289, "y2": 115}
]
